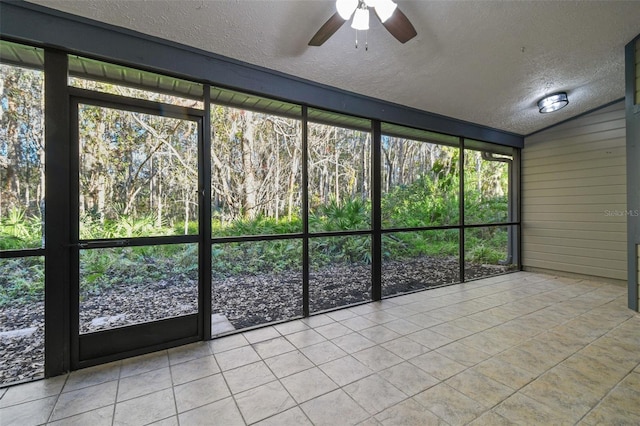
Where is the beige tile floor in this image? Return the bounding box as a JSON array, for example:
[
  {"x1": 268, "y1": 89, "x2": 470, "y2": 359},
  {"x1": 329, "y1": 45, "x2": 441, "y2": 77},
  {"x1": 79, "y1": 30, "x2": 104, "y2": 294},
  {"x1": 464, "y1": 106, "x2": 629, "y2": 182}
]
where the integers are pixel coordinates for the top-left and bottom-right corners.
[{"x1": 1, "y1": 271, "x2": 640, "y2": 425}]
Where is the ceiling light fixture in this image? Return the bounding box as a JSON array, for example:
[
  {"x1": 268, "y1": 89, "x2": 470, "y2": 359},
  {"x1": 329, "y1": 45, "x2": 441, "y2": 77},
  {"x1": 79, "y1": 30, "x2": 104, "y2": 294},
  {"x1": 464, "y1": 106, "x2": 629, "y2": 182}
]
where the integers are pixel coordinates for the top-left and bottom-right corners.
[
  {"x1": 309, "y1": 0, "x2": 415, "y2": 47},
  {"x1": 351, "y1": 5, "x2": 370, "y2": 30},
  {"x1": 336, "y1": 0, "x2": 398, "y2": 49},
  {"x1": 537, "y1": 92, "x2": 569, "y2": 113},
  {"x1": 337, "y1": 0, "x2": 397, "y2": 23}
]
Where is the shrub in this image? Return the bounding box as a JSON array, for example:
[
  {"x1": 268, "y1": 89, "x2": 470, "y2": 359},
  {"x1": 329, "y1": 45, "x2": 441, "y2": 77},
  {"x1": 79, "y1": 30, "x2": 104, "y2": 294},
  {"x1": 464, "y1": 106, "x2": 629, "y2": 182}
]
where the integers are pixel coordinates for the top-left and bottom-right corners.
[
  {"x1": 0, "y1": 208, "x2": 42, "y2": 249},
  {"x1": 0, "y1": 257, "x2": 44, "y2": 306},
  {"x1": 466, "y1": 244, "x2": 504, "y2": 264}
]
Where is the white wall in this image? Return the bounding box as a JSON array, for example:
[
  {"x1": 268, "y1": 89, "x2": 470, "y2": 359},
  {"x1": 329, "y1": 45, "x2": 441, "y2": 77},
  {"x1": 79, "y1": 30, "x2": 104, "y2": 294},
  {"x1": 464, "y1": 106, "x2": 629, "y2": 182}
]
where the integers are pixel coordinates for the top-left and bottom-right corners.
[{"x1": 522, "y1": 102, "x2": 627, "y2": 281}]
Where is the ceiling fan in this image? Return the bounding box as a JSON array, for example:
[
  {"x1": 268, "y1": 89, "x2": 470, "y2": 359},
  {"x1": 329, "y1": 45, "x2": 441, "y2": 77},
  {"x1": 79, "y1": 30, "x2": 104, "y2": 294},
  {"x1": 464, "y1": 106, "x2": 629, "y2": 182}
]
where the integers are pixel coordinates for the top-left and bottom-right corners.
[{"x1": 309, "y1": 0, "x2": 417, "y2": 47}]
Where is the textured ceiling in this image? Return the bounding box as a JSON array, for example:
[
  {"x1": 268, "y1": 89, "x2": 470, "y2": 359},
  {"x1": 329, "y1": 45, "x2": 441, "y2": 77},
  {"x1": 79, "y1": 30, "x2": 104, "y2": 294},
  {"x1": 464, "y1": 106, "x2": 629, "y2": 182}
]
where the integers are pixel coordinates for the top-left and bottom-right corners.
[{"x1": 26, "y1": 0, "x2": 640, "y2": 135}]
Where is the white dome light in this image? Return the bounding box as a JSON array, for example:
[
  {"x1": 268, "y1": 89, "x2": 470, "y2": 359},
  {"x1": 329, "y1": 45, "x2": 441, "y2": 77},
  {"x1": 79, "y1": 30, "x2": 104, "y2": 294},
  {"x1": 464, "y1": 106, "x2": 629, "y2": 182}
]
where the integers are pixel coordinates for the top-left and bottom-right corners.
[
  {"x1": 351, "y1": 7, "x2": 370, "y2": 30},
  {"x1": 537, "y1": 92, "x2": 569, "y2": 113}
]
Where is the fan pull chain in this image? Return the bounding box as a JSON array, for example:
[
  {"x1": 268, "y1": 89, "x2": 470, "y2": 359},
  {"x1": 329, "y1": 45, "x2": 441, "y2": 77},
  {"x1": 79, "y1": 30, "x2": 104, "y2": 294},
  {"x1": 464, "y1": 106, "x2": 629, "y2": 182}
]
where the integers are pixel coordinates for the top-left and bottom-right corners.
[{"x1": 354, "y1": 30, "x2": 369, "y2": 51}]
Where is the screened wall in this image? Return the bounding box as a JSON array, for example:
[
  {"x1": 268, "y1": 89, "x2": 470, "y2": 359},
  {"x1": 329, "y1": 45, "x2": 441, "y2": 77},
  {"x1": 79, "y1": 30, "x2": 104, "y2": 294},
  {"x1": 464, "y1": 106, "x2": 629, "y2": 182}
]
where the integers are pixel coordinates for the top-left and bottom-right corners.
[
  {"x1": 0, "y1": 39, "x2": 520, "y2": 386},
  {"x1": 0, "y1": 42, "x2": 45, "y2": 385}
]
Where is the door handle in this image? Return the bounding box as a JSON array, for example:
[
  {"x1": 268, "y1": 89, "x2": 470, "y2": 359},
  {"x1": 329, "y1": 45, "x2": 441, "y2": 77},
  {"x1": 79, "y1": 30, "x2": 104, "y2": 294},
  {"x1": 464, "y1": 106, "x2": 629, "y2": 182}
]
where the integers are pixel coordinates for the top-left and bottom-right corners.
[
  {"x1": 68, "y1": 240, "x2": 129, "y2": 249},
  {"x1": 67, "y1": 242, "x2": 89, "y2": 248}
]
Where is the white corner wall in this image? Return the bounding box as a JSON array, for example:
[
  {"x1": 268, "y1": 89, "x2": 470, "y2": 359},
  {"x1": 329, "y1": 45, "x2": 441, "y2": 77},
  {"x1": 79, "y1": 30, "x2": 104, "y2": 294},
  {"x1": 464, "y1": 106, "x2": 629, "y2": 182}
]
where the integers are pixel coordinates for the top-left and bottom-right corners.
[{"x1": 522, "y1": 102, "x2": 627, "y2": 281}]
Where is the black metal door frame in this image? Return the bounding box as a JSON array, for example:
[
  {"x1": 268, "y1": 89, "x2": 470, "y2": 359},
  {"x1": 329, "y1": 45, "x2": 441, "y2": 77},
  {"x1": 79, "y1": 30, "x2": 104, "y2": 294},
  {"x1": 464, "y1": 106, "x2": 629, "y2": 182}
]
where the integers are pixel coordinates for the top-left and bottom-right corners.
[{"x1": 69, "y1": 89, "x2": 206, "y2": 368}]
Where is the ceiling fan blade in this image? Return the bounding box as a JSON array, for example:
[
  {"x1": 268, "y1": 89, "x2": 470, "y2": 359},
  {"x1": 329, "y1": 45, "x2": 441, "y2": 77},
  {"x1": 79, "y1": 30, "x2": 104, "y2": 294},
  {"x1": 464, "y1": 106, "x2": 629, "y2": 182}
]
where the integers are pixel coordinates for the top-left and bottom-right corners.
[
  {"x1": 379, "y1": 8, "x2": 417, "y2": 44},
  {"x1": 309, "y1": 12, "x2": 346, "y2": 46}
]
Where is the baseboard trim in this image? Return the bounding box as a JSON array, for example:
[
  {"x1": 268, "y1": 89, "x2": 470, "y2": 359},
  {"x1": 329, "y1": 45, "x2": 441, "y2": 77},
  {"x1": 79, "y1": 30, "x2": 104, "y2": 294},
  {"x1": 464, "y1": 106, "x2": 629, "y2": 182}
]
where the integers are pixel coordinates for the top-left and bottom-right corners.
[{"x1": 522, "y1": 266, "x2": 627, "y2": 287}]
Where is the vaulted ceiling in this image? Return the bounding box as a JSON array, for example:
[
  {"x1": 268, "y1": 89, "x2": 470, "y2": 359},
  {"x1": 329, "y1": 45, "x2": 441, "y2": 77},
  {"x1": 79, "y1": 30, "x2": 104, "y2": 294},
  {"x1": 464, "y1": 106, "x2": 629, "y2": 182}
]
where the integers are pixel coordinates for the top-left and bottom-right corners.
[{"x1": 26, "y1": 0, "x2": 640, "y2": 135}]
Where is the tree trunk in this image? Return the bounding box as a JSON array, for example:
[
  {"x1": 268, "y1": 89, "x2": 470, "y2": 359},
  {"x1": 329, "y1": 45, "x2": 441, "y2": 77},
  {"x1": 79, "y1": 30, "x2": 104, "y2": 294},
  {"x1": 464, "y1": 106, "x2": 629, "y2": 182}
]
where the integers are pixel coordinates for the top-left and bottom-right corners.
[
  {"x1": 287, "y1": 144, "x2": 299, "y2": 221},
  {"x1": 184, "y1": 188, "x2": 189, "y2": 235},
  {"x1": 334, "y1": 141, "x2": 340, "y2": 203},
  {"x1": 242, "y1": 112, "x2": 258, "y2": 219}
]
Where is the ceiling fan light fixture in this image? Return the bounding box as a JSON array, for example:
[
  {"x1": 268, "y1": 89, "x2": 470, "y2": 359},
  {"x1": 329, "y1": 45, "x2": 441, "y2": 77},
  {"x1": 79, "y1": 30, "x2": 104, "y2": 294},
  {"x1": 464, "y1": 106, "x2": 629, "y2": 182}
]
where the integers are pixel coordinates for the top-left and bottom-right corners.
[
  {"x1": 336, "y1": 0, "x2": 358, "y2": 20},
  {"x1": 375, "y1": 0, "x2": 397, "y2": 22},
  {"x1": 351, "y1": 7, "x2": 370, "y2": 30},
  {"x1": 309, "y1": 0, "x2": 416, "y2": 47},
  {"x1": 537, "y1": 92, "x2": 569, "y2": 113}
]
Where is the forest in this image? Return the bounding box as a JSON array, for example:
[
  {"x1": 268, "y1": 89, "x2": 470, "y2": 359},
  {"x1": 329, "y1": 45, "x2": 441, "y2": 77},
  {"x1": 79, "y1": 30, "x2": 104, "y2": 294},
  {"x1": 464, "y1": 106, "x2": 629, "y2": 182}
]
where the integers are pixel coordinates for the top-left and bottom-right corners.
[{"x1": 0, "y1": 62, "x2": 514, "y2": 310}]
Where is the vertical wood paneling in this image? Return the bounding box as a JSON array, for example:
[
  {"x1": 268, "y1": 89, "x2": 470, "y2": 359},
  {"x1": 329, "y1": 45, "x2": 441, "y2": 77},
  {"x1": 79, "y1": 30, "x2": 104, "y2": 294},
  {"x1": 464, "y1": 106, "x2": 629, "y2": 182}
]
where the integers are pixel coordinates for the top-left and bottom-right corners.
[{"x1": 522, "y1": 102, "x2": 627, "y2": 280}]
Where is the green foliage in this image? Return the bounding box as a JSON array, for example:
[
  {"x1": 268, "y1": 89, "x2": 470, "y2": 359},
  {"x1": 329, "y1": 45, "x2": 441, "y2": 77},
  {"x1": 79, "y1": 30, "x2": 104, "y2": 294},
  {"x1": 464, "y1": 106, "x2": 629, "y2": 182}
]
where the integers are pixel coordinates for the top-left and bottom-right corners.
[
  {"x1": 0, "y1": 208, "x2": 42, "y2": 250},
  {"x1": 464, "y1": 191, "x2": 508, "y2": 224},
  {"x1": 382, "y1": 175, "x2": 459, "y2": 228},
  {"x1": 113, "y1": 215, "x2": 157, "y2": 238},
  {"x1": 81, "y1": 249, "x2": 117, "y2": 291},
  {"x1": 79, "y1": 244, "x2": 198, "y2": 296},
  {"x1": 80, "y1": 213, "x2": 174, "y2": 239},
  {"x1": 212, "y1": 240, "x2": 302, "y2": 278},
  {"x1": 0, "y1": 257, "x2": 44, "y2": 307},
  {"x1": 310, "y1": 198, "x2": 369, "y2": 231},
  {"x1": 175, "y1": 220, "x2": 199, "y2": 235},
  {"x1": 465, "y1": 226, "x2": 508, "y2": 264},
  {"x1": 466, "y1": 244, "x2": 504, "y2": 264},
  {"x1": 382, "y1": 230, "x2": 459, "y2": 261},
  {"x1": 310, "y1": 235, "x2": 371, "y2": 268},
  {"x1": 214, "y1": 215, "x2": 302, "y2": 237}
]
